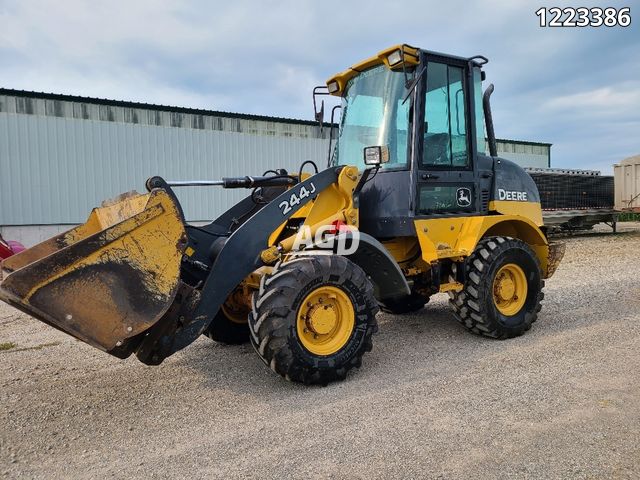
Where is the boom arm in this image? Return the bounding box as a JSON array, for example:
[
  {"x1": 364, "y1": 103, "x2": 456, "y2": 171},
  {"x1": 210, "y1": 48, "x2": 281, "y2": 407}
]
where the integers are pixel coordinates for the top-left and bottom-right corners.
[{"x1": 136, "y1": 167, "x2": 342, "y2": 364}]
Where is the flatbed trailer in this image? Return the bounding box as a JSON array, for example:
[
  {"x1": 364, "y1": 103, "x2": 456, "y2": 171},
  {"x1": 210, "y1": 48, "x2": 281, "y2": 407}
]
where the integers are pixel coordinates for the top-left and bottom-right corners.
[
  {"x1": 526, "y1": 167, "x2": 618, "y2": 233},
  {"x1": 541, "y1": 208, "x2": 618, "y2": 233}
]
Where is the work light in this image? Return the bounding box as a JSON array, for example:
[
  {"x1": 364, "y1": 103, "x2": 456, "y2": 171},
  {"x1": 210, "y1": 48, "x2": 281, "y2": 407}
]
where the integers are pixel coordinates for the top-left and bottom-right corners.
[
  {"x1": 387, "y1": 50, "x2": 403, "y2": 67},
  {"x1": 327, "y1": 81, "x2": 340, "y2": 94}
]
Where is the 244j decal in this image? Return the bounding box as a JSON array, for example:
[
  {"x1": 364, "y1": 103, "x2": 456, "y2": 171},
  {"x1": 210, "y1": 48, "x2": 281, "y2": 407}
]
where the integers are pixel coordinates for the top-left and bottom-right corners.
[{"x1": 279, "y1": 182, "x2": 317, "y2": 215}]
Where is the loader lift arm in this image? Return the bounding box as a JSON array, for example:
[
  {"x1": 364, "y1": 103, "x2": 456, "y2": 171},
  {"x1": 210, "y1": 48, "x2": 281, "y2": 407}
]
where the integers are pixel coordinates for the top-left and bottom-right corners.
[{"x1": 136, "y1": 167, "x2": 341, "y2": 364}]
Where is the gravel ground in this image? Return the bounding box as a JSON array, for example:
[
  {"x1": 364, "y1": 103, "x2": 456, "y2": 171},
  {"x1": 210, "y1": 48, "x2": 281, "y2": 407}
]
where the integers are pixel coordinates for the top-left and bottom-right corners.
[{"x1": 1, "y1": 223, "x2": 639, "y2": 479}]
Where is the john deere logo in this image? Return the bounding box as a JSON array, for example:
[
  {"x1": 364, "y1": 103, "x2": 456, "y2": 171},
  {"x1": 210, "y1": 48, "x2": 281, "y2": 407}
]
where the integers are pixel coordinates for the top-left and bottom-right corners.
[{"x1": 456, "y1": 188, "x2": 471, "y2": 207}]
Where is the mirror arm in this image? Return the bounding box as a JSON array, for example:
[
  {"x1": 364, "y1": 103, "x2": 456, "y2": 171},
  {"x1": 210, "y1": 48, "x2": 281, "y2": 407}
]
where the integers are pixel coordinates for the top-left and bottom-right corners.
[
  {"x1": 312, "y1": 86, "x2": 330, "y2": 131},
  {"x1": 326, "y1": 105, "x2": 342, "y2": 167}
]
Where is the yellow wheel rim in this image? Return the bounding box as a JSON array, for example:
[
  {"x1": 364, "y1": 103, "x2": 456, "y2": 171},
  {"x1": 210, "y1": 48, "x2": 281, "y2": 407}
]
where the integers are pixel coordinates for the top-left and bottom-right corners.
[
  {"x1": 493, "y1": 263, "x2": 528, "y2": 316},
  {"x1": 296, "y1": 285, "x2": 355, "y2": 356},
  {"x1": 221, "y1": 289, "x2": 250, "y2": 324}
]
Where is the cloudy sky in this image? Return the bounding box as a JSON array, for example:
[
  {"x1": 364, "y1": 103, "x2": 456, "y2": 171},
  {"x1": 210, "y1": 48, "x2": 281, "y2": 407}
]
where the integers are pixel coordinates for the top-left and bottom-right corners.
[{"x1": 1, "y1": 0, "x2": 638, "y2": 173}]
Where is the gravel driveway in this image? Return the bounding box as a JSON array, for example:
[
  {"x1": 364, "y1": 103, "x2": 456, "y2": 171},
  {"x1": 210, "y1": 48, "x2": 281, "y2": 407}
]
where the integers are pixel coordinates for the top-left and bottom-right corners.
[{"x1": 1, "y1": 224, "x2": 639, "y2": 479}]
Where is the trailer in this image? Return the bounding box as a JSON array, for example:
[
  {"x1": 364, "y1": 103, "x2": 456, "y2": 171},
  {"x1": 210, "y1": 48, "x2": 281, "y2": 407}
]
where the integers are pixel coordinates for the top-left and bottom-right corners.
[
  {"x1": 614, "y1": 155, "x2": 640, "y2": 212},
  {"x1": 525, "y1": 167, "x2": 617, "y2": 233}
]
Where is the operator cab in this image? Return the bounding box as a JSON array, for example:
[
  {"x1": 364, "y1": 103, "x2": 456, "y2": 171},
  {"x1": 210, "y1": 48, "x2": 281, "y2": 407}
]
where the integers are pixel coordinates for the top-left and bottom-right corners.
[{"x1": 323, "y1": 45, "x2": 495, "y2": 237}]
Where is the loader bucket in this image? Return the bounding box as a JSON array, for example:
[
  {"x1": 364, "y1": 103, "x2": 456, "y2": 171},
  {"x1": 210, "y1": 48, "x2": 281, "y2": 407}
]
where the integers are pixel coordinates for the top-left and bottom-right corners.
[{"x1": 0, "y1": 189, "x2": 187, "y2": 357}]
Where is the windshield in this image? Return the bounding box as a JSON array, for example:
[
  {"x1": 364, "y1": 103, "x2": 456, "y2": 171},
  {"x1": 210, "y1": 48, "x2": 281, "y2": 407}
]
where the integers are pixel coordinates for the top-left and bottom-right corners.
[{"x1": 333, "y1": 65, "x2": 410, "y2": 170}]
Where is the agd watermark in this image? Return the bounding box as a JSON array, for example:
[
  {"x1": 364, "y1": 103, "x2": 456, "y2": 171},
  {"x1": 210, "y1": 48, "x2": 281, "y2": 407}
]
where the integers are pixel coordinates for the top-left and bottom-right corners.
[{"x1": 290, "y1": 223, "x2": 360, "y2": 256}]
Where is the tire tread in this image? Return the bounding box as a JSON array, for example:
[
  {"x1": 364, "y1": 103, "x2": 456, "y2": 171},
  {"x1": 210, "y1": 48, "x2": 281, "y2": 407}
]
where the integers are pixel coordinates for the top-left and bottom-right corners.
[
  {"x1": 249, "y1": 255, "x2": 378, "y2": 384},
  {"x1": 449, "y1": 236, "x2": 544, "y2": 339}
]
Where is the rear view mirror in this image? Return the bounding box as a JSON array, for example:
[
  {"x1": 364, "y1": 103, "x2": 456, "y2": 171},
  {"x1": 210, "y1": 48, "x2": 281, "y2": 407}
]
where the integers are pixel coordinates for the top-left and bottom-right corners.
[
  {"x1": 312, "y1": 86, "x2": 329, "y2": 130},
  {"x1": 315, "y1": 101, "x2": 325, "y2": 125},
  {"x1": 364, "y1": 146, "x2": 390, "y2": 166}
]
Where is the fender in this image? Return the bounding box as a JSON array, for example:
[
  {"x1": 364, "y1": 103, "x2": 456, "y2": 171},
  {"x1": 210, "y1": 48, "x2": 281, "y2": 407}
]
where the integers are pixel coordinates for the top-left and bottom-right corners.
[
  {"x1": 346, "y1": 232, "x2": 411, "y2": 301},
  {"x1": 415, "y1": 215, "x2": 553, "y2": 277},
  {"x1": 290, "y1": 231, "x2": 411, "y2": 301}
]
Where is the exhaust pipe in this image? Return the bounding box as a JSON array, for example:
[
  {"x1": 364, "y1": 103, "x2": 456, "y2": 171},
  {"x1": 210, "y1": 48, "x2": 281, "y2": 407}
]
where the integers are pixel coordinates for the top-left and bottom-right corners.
[{"x1": 483, "y1": 84, "x2": 498, "y2": 157}]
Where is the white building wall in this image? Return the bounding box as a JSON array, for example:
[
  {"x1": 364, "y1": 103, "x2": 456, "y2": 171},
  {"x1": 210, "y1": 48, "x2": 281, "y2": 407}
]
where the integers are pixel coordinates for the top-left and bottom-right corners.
[
  {"x1": 0, "y1": 113, "x2": 329, "y2": 226},
  {"x1": 498, "y1": 152, "x2": 549, "y2": 169},
  {"x1": 0, "y1": 91, "x2": 552, "y2": 246}
]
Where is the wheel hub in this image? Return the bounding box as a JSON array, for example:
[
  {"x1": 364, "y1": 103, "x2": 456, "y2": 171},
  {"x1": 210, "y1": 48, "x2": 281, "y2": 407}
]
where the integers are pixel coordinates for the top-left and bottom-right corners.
[
  {"x1": 496, "y1": 274, "x2": 516, "y2": 301},
  {"x1": 306, "y1": 303, "x2": 338, "y2": 335},
  {"x1": 297, "y1": 286, "x2": 355, "y2": 356},
  {"x1": 492, "y1": 263, "x2": 528, "y2": 316},
  {"x1": 221, "y1": 287, "x2": 251, "y2": 324}
]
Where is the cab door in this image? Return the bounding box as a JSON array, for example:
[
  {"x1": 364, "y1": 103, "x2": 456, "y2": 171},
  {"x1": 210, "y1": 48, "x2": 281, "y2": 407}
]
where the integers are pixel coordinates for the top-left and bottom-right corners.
[{"x1": 414, "y1": 56, "x2": 479, "y2": 217}]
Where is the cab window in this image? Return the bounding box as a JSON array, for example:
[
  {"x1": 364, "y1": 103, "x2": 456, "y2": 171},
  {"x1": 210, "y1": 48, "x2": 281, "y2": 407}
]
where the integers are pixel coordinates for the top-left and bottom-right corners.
[
  {"x1": 334, "y1": 65, "x2": 409, "y2": 170},
  {"x1": 422, "y1": 62, "x2": 469, "y2": 168}
]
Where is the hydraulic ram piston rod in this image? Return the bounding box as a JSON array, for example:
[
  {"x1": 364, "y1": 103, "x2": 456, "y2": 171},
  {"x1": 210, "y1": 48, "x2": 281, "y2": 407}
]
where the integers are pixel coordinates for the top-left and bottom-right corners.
[
  {"x1": 166, "y1": 180, "x2": 225, "y2": 187},
  {"x1": 166, "y1": 175, "x2": 297, "y2": 189}
]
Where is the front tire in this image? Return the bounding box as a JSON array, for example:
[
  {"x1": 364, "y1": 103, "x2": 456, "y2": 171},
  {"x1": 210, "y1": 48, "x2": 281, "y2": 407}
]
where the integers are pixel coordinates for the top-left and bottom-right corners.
[
  {"x1": 249, "y1": 255, "x2": 378, "y2": 385},
  {"x1": 449, "y1": 236, "x2": 544, "y2": 339}
]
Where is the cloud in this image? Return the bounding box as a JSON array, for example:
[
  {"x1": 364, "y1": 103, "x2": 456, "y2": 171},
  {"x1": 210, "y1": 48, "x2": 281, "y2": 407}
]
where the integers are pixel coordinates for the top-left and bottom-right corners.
[
  {"x1": 543, "y1": 83, "x2": 640, "y2": 116},
  {"x1": 0, "y1": 0, "x2": 638, "y2": 172}
]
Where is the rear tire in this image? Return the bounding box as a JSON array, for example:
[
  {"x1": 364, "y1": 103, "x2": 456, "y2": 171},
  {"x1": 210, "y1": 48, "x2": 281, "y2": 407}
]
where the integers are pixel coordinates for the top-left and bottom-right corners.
[
  {"x1": 249, "y1": 255, "x2": 378, "y2": 385},
  {"x1": 449, "y1": 236, "x2": 544, "y2": 339}
]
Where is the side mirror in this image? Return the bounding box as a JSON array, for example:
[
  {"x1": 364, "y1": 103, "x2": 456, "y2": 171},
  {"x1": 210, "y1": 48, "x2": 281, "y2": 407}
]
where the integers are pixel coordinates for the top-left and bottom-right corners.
[
  {"x1": 364, "y1": 146, "x2": 390, "y2": 166},
  {"x1": 313, "y1": 86, "x2": 329, "y2": 130},
  {"x1": 315, "y1": 100, "x2": 325, "y2": 125}
]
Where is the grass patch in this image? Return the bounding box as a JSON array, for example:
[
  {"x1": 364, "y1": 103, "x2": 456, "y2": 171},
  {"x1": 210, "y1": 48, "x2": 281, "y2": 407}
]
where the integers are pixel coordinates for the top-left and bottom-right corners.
[{"x1": 0, "y1": 341, "x2": 61, "y2": 353}]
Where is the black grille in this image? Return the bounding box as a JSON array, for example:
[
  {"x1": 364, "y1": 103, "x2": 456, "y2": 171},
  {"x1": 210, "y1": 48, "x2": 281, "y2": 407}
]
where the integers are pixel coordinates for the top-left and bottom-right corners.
[
  {"x1": 528, "y1": 173, "x2": 614, "y2": 210},
  {"x1": 481, "y1": 189, "x2": 490, "y2": 211}
]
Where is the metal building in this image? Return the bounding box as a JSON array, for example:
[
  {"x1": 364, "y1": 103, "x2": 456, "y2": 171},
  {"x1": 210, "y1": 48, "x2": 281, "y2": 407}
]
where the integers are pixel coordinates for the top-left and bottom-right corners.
[
  {"x1": 496, "y1": 139, "x2": 551, "y2": 169},
  {"x1": 0, "y1": 89, "x2": 552, "y2": 245}
]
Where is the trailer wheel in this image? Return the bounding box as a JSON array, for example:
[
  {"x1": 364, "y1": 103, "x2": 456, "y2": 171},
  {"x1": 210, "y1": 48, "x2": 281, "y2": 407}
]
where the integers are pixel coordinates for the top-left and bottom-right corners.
[
  {"x1": 249, "y1": 255, "x2": 378, "y2": 385},
  {"x1": 380, "y1": 292, "x2": 430, "y2": 314},
  {"x1": 449, "y1": 236, "x2": 544, "y2": 339},
  {"x1": 204, "y1": 289, "x2": 250, "y2": 344}
]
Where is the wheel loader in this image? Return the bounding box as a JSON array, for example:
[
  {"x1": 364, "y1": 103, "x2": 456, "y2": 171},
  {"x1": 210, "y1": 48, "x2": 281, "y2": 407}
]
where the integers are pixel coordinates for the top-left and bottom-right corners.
[{"x1": 0, "y1": 45, "x2": 565, "y2": 385}]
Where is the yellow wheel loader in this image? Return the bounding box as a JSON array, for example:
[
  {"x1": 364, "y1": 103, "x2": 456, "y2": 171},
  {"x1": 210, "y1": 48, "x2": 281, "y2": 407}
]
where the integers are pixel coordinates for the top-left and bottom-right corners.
[{"x1": 0, "y1": 45, "x2": 565, "y2": 385}]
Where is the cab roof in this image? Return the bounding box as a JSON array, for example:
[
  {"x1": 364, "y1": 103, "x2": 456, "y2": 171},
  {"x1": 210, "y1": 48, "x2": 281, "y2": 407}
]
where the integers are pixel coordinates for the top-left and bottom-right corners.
[{"x1": 325, "y1": 44, "x2": 487, "y2": 96}]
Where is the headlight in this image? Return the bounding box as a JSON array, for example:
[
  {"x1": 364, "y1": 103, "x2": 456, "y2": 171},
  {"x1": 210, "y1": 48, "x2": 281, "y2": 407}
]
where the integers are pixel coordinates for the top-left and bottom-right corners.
[
  {"x1": 327, "y1": 81, "x2": 340, "y2": 94},
  {"x1": 363, "y1": 145, "x2": 390, "y2": 166},
  {"x1": 387, "y1": 50, "x2": 403, "y2": 67}
]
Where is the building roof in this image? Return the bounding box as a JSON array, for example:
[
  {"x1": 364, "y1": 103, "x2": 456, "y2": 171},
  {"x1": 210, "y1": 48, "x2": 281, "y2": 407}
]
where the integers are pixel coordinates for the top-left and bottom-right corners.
[
  {"x1": 495, "y1": 138, "x2": 552, "y2": 147},
  {"x1": 617, "y1": 154, "x2": 640, "y2": 166},
  {"x1": 0, "y1": 87, "x2": 553, "y2": 147},
  {"x1": 0, "y1": 87, "x2": 321, "y2": 127}
]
